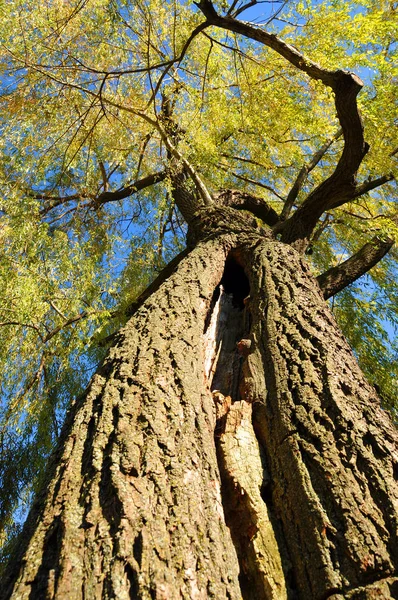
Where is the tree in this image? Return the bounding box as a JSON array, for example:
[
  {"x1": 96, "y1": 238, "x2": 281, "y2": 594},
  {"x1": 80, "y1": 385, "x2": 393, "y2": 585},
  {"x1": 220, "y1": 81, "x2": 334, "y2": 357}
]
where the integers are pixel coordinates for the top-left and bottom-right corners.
[{"x1": 0, "y1": 0, "x2": 397, "y2": 597}]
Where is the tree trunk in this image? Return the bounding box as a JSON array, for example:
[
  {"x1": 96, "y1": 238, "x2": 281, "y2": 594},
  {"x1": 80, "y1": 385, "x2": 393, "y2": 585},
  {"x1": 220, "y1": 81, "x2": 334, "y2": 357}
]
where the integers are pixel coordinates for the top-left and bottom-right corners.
[{"x1": 2, "y1": 213, "x2": 397, "y2": 599}]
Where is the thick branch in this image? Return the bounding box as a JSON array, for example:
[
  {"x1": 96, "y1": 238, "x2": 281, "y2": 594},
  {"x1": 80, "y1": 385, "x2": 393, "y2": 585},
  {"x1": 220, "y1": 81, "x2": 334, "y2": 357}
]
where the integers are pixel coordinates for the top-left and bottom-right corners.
[
  {"x1": 197, "y1": 0, "x2": 339, "y2": 85},
  {"x1": 98, "y1": 161, "x2": 109, "y2": 192},
  {"x1": 160, "y1": 129, "x2": 213, "y2": 209},
  {"x1": 353, "y1": 174, "x2": 395, "y2": 199},
  {"x1": 94, "y1": 171, "x2": 167, "y2": 206},
  {"x1": 214, "y1": 189, "x2": 280, "y2": 226},
  {"x1": 278, "y1": 74, "x2": 367, "y2": 249},
  {"x1": 280, "y1": 172, "x2": 395, "y2": 253},
  {"x1": 160, "y1": 96, "x2": 213, "y2": 225},
  {"x1": 317, "y1": 236, "x2": 394, "y2": 299}
]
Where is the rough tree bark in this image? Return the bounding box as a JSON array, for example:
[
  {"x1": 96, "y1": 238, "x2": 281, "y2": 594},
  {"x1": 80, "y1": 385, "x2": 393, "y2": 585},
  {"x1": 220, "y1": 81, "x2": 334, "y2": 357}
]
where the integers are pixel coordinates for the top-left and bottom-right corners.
[
  {"x1": 2, "y1": 209, "x2": 397, "y2": 600},
  {"x1": 2, "y1": 2, "x2": 397, "y2": 597}
]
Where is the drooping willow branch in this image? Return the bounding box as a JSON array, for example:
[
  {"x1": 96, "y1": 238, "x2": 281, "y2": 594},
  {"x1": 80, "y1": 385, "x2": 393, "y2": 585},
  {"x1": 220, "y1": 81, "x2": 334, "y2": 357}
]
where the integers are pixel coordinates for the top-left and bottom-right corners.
[{"x1": 5, "y1": 36, "x2": 213, "y2": 218}]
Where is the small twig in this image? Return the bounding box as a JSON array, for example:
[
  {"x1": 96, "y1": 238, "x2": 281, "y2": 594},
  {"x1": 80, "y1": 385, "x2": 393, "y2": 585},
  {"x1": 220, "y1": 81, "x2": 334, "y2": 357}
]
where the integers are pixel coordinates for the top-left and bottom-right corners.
[{"x1": 98, "y1": 160, "x2": 109, "y2": 193}]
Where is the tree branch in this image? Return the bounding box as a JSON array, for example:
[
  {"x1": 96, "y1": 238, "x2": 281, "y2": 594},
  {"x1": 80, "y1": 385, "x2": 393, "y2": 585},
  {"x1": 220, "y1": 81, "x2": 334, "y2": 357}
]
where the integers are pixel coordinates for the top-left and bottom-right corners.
[
  {"x1": 147, "y1": 21, "x2": 210, "y2": 107},
  {"x1": 317, "y1": 235, "x2": 394, "y2": 299},
  {"x1": 38, "y1": 171, "x2": 167, "y2": 215},
  {"x1": 98, "y1": 160, "x2": 109, "y2": 193},
  {"x1": 43, "y1": 312, "x2": 88, "y2": 343},
  {"x1": 0, "y1": 312, "x2": 94, "y2": 344},
  {"x1": 159, "y1": 127, "x2": 213, "y2": 208},
  {"x1": 197, "y1": 0, "x2": 349, "y2": 86},
  {"x1": 217, "y1": 163, "x2": 285, "y2": 201},
  {"x1": 214, "y1": 189, "x2": 280, "y2": 226},
  {"x1": 280, "y1": 128, "x2": 343, "y2": 221},
  {"x1": 38, "y1": 193, "x2": 92, "y2": 215},
  {"x1": 0, "y1": 321, "x2": 43, "y2": 341},
  {"x1": 94, "y1": 171, "x2": 168, "y2": 207},
  {"x1": 352, "y1": 174, "x2": 395, "y2": 199},
  {"x1": 160, "y1": 95, "x2": 213, "y2": 225},
  {"x1": 7, "y1": 45, "x2": 211, "y2": 222},
  {"x1": 24, "y1": 353, "x2": 46, "y2": 395}
]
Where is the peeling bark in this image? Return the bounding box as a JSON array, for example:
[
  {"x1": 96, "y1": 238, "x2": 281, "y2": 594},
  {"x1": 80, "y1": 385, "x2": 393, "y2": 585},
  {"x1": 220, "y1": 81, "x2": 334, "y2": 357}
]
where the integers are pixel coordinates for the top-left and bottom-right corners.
[{"x1": 216, "y1": 397, "x2": 288, "y2": 600}]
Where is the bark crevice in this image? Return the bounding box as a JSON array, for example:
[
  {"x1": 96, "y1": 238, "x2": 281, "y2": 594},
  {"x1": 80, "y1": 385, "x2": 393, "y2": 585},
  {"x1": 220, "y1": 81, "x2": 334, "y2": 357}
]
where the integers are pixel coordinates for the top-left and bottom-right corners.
[{"x1": 204, "y1": 252, "x2": 291, "y2": 599}]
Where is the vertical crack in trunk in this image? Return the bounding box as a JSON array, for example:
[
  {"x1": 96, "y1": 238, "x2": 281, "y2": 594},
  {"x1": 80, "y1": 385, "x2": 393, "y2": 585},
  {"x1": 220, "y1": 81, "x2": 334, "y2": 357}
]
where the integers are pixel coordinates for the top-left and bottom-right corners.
[
  {"x1": 204, "y1": 254, "x2": 290, "y2": 600},
  {"x1": 204, "y1": 255, "x2": 250, "y2": 399}
]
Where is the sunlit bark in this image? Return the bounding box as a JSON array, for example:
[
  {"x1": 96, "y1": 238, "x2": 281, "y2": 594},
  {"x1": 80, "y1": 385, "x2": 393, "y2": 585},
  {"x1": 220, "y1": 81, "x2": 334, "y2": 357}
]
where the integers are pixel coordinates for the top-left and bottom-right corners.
[{"x1": 3, "y1": 213, "x2": 397, "y2": 599}]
